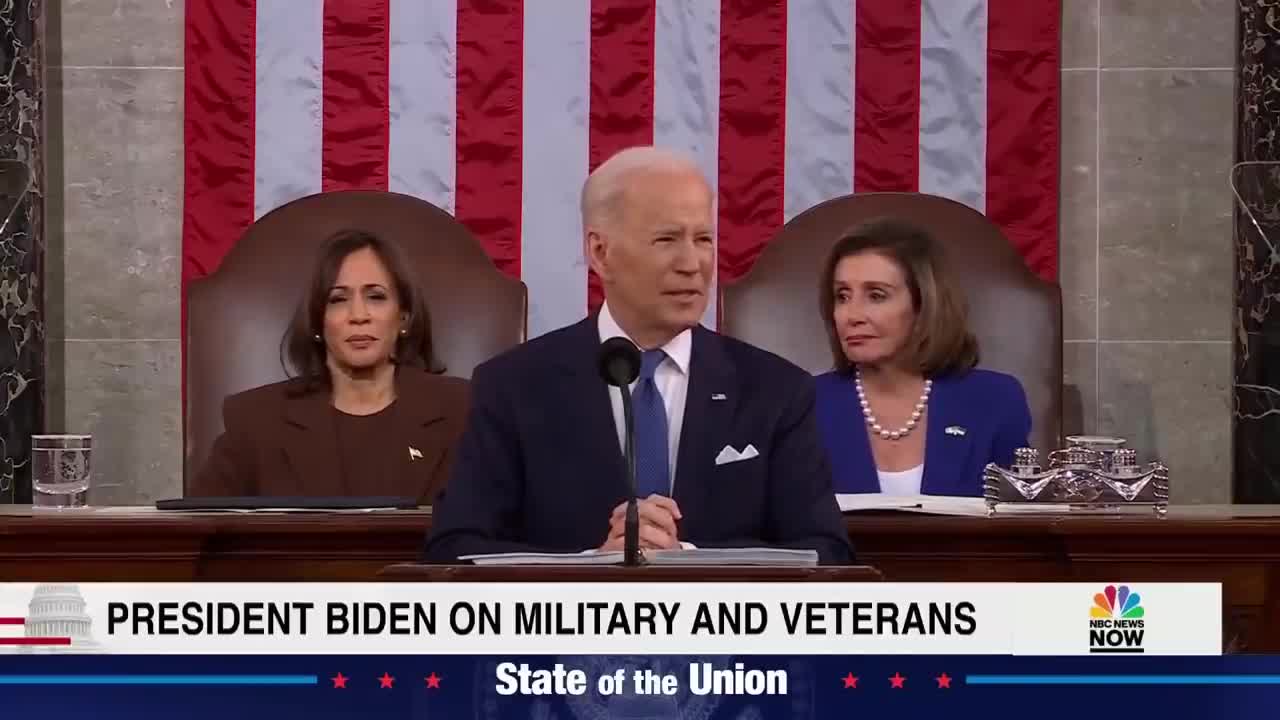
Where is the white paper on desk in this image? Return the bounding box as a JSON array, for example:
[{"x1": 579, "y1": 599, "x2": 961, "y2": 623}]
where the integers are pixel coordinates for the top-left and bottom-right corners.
[
  {"x1": 838, "y1": 495, "x2": 1178, "y2": 517},
  {"x1": 908, "y1": 496, "x2": 990, "y2": 516},
  {"x1": 837, "y1": 494, "x2": 924, "y2": 512},
  {"x1": 460, "y1": 550, "x2": 622, "y2": 566},
  {"x1": 646, "y1": 547, "x2": 817, "y2": 567},
  {"x1": 837, "y1": 493, "x2": 990, "y2": 516},
  {"x1": 461, "y1": 547, "x2": 817, "y2": 567}
]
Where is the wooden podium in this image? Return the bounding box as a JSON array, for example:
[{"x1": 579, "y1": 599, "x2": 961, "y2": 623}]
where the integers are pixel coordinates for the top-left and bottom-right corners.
[{"x1": 378, "y1": 563, "x2": 884, "y2": 582}]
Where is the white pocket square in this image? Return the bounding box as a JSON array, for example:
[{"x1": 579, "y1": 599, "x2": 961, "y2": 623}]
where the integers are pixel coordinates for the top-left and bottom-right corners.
[{"x1": 715, "y1": 444, "x2": 760, "y2": 465}]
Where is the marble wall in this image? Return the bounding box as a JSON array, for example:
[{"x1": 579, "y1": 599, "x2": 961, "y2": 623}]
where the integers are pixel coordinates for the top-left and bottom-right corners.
[
  {"x1": 1234, "y1": 0, "x2": 1280, "y2": 502},
  {"x1": 1060, "y1": 0, "x2": 1235, "y2": 503},
  {"x1": 0, "y1": 0, "x2": 44, "y2": 504},
  {"x1": 42, "y1": 0, "x2": 1238, "y2": 504},
  {"x1": 45, "y1": 0, "x2": 181, "y2": 505}
]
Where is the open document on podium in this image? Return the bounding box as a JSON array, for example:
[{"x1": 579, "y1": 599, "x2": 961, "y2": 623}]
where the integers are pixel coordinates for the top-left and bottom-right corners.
[{"x1": 459, "y1": 548, "x2": 818, "y2": 567}]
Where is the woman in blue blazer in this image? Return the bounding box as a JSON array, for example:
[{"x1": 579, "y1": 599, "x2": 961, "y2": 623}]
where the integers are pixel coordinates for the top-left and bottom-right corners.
[{"x1": 813, "y1": 218, "x2": 1032, "y2": 496}]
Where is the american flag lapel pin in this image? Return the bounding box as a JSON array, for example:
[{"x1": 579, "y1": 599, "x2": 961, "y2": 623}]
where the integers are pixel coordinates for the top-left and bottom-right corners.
[
  {"x1": 409, "y1": 446, "x2": 423, "y2": 460},
  {"x1": 711, "y1": 393, "x2": 727, "y2": 401},
  {"x1": 945, "y1": 426, "x2": 966, "y2": 437}
]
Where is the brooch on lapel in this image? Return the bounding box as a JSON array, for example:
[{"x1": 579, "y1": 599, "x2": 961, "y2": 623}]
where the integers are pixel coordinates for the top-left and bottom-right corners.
[
  {"x1": 711, "y1": 393, "x2": 727, "y2": 401},
  {"x1": 945, "y1": 426, "x2": 967, "y2": 437},
  {"x1": 408, "y1": 446, "x2": 424, "y2": 460}
]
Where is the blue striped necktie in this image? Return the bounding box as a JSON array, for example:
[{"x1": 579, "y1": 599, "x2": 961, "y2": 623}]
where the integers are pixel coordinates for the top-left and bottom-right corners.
[{"x1": 633, "y1": 349, "x2": 670, "y2": 498}]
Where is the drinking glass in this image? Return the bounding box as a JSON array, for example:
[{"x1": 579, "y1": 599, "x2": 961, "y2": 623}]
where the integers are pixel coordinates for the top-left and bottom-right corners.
[{"x1": 31, "y1": 435, "x2": 92, "y2": 509}]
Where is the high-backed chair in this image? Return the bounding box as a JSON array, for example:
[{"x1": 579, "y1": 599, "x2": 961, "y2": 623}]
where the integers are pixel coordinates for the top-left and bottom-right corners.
[
  {"x1": 720, "y1": 192, "x2": 1062, "y2": 452},
  {"x1": 184, "y1": 190, "x2": 527, "y2": 486}
]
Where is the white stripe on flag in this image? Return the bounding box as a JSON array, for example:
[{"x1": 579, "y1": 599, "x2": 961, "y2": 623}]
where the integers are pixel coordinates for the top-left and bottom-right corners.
[
  {"x1": 520, "y1": 0, "x2": 591, "y2": 338},
  {"x1": 389, "y1": 0, "x2": 458, "y2": 212},
  {"x1": 654, "y1": 0, "x2": 720, "y2": 329},
  {"x1": 254, "y1": 0, "x2": 324, "y2": 219},
  {"x1": 919, "y1": 0, "x2": 988, "y2": 212},
  {"x1": 784, "y1": 0, "x2": 855, "y2": 222}
]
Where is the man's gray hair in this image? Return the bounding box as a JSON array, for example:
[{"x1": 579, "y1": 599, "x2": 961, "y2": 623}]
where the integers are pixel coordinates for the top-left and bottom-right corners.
[{"x1": 580, "y1": 146, "x2": 705, "y2": 230}]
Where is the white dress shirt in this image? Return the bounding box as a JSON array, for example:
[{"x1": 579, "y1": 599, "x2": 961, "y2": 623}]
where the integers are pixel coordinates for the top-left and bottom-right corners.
[
  {"x1": 598, "y1": 302, "x2": 691, "y2": 492},
  {"x1": 877, "y1": 464, "x2": 924, "y2": 496}
]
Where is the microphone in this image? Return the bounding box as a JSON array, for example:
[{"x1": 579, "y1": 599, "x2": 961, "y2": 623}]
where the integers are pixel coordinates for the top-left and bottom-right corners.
[{"x1": 597, "y1": 337, "x2": 643, "y2": 567}]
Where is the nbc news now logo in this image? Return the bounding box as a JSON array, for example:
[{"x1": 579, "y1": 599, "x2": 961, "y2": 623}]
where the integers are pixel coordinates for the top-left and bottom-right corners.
[{"x1": 1088, "y1": 584, "x2": 1145, "y2": 653}]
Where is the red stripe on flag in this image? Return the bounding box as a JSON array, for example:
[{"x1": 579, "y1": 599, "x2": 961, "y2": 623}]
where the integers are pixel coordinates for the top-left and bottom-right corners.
[
  {"x1": 853, "y1": 0, "x2": 921, "y2": 192},
  {"x1": 182, "y1": 0, "x2": 256, "y2": 427},
  {"x1": 587, "y1": 0, "x2": 656, "y2": 313},
  {"x1": 322, "y1": 0, "x2": 391, "y2": 192},
  {"x1": 986, "y1": 0, "x2": 1060, "y2": 281},
  {"x1": 0, "y1": 617, "x2": 24, "y2": 625},
  {"x1": 0, "y1": 637, "x2": 72, "y2": 646},
  {"x1": 455, "y1": 0, "x2": 524, "y2": 279},
  {"x1": 718, "y1": 0, "x2": 787, "y2": 285},
  {"x1": 182, "y1": 0, "x2": 256, "y2": 283}
]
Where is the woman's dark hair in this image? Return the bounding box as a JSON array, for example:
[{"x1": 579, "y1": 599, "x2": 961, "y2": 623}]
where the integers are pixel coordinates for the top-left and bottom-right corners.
[
  {"x1": 819, "y1": 217, "x2": 979, "y2": 377},
  {"x1": 282, "y1": 229, "x2": 441, "y2": 388}
]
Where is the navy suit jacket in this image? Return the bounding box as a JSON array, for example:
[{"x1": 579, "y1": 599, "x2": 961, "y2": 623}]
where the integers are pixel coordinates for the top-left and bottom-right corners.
[
  {"x1": 815, "y1": 369, "x2": 1031, "y2": 496},
  {"x1": 424, "y1": 317, "x2": 853, "y2": 565}
]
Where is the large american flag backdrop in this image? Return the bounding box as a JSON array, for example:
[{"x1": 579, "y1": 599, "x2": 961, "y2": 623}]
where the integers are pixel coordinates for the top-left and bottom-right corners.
[{"x1": 183, "y1": 0, "x2": 1060, "y2": 338}]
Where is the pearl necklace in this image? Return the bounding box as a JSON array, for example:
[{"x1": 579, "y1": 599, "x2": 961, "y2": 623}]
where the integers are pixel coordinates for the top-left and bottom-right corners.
[{"x1": 854, "y1": 369, "x2": 932, "y2": 441}]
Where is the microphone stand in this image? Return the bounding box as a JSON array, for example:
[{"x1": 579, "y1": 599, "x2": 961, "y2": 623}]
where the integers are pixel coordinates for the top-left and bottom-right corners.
[{"x1": 618, "y1": 385, "x2": 642, "y2": 567}]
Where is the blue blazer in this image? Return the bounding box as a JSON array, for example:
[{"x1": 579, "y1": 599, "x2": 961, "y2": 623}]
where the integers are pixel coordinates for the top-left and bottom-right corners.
[
  {"x1": 814, "y1": 369, "x2": 1031, "y2": 496},
  {"x1": 424, "y1": 317, "x2": 853, "y2": 565}
]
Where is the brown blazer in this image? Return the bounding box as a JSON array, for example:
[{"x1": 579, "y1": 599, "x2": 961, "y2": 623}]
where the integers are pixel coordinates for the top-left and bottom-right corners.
[{"x1": 190, "y1": 369, "x2": 470, "y2": 504}]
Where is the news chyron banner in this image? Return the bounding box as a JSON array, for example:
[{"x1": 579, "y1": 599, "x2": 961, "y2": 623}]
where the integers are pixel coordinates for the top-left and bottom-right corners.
[
  {"x1": 0, "y1": 582, "x2": 1242, "y2": 719},
  {"x1": 0, "y1": 582, "x2": 1218, "y2": 656}
]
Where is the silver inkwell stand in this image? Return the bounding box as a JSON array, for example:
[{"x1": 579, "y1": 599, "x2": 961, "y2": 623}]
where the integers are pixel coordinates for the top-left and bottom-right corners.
[{"x1": 983, "y1": 436, "x2": 1169, "y2": 517}]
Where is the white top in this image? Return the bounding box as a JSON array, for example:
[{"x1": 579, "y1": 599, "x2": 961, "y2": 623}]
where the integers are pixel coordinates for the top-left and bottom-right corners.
[
  {"x1": 598, "y1": 302, "x2": 692, "y2": 490},
  {"x1": 877, "y1": 464, "x2": 925, "y2": 496}
]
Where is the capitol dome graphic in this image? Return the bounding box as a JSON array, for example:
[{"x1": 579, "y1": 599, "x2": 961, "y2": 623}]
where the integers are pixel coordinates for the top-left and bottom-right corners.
[{"x1": 18, "y1": 584, "x2": 103, "y2": 654}]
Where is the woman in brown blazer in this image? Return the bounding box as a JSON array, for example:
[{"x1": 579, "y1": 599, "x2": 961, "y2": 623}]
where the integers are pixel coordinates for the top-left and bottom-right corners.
[{"x1": 191, "y1": 229, "x2": 470, "y2": 504}]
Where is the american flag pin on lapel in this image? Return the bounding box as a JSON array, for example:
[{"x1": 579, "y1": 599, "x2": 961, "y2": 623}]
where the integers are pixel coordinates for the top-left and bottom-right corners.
[
  {"x1": 409, "y1": 446, "x2": 423, "y2": 460},
  {"x1": 945, "y1": 426, "x2": 966, "y2": 437},
  {"x1": 711, "y1": 393, "x2": 727, "y2": 401}
]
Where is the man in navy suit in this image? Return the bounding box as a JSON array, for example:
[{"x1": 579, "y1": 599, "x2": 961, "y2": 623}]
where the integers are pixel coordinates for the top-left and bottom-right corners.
[{"x1": 424, "y1": 146, "x2": 852, "y2": 565}]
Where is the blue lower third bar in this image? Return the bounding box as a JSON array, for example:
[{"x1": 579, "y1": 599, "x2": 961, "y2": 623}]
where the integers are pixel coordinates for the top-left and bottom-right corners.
[
  {"x1": 968, "y1": 675, "x2": 1280, "y2": 686},
  {"x1": 0, "y1": 675, "x2": 317, "y2": 686}
]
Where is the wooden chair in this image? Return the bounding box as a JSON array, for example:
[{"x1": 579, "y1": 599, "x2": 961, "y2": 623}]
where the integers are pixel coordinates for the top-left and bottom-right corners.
[
  {"x1": 720, "y1": 192, "x2": 1063, "y2": 451},
  {"x1": 184, "y1": 190, "x2": 527, "y2": 484}
]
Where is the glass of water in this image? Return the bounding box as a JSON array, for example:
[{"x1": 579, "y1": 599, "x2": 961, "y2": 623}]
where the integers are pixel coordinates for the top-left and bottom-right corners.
[{"x1": 32, "y1": 434, "x2": 92, "y2": 509}]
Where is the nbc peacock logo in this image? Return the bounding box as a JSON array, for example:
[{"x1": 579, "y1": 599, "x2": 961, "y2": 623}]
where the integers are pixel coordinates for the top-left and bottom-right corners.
[{"x1": 1088, "y1": 585, "x2": 1145, "y2": 653}]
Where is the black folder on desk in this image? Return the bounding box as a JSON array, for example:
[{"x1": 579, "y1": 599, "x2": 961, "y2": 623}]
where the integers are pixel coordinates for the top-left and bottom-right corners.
[{"x1": 155, "y1": 496, "x2": 419, "y2": 511}]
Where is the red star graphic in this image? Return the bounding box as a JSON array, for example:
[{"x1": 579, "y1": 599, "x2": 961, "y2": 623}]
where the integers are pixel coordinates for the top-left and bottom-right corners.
[
  {"x1": 842, "y1": 673, "x2": 858, "y2": 689},
  {"x1": 889, "y1": 672, "x2": 906, "y2": 689},
  {"x1": 330, "y1": 672, "x2": 348, "y2": 689},
  {"x1": 378, "y1": 672, "x2": 395, "y2": 689},
  {"x1": 424, "y1": 672, "x2": 442, "y2": 689},
  {"x1": 936, "y1": 673, "x2": 952, "y2": 689}
]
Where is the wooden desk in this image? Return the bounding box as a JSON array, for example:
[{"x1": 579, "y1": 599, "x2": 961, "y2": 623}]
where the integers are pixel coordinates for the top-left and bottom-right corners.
[
  {"x1": 0, "y1": 508, "x2": 433, "y2": 582},
  {"x1": 2, "y1": 505, "x2": 1278, "y2": 649},
  {"x1": 378, "y1": 564, "x2": 883, "y2": 582}
]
